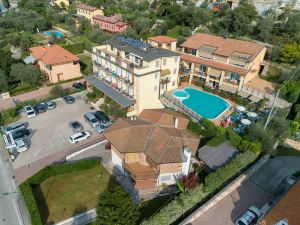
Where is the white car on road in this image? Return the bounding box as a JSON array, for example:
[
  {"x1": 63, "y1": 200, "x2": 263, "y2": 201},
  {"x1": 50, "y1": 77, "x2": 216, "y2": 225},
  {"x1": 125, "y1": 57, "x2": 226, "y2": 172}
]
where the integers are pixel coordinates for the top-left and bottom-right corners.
[
  {"x1": 24, "y1": 105, "x2": 36, "y2": 118},
  {"x1": 235, "y1": 206, "x2": 262, "y2": 225},
  {"x1": 69, "y1": 131, "x2": 92, "y2": 144}
]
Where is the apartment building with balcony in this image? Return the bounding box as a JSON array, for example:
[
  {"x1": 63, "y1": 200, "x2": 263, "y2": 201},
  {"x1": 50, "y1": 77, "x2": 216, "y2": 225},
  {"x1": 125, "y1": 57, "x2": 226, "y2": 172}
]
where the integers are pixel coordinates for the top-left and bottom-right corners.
[
  {"x1": 179, "y1": 33, "x2": 267, "y2": 97},
  {"x1": 103, "y1": 109, "x2": 200, "y2": 190},
  {"x1": 76, "y1": 3, "x2": 103, "y2": 21},
  {"x1": 87, "y1": 36, "x2": 181, "y2": 116}
]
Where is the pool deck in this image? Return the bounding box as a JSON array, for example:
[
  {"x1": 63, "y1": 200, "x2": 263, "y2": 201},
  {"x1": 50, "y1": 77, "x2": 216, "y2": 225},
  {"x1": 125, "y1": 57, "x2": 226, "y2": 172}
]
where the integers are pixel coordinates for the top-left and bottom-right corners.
[{"x1": 174, "y1": 83, "x2": 236, "y2": 125}]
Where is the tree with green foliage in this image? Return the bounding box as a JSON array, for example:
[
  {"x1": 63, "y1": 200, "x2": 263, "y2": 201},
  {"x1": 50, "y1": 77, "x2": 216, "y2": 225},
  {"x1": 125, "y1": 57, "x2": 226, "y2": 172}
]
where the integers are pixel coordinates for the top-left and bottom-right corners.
[
  {"x1": 0, "y1": 69, "x2": 8, "y2": 93},
  {"x1": 96, "y1": 186, "x2": 140, "y2": 225},
  {"x1": 0, "y1": 49, "x2": 14, "y2": 76},
  {"x1": 3, "y1": 0, "x2": 10, "y2": 9},
  {"x1": 280, "y1": 43, "x2": 300, "y2": 64},
  {"x1": 10, "y1": 63, "x2": 41, "y2": 85},
  {"x1": 50, "y1": 84, "x2": 65, "y2": 98}
]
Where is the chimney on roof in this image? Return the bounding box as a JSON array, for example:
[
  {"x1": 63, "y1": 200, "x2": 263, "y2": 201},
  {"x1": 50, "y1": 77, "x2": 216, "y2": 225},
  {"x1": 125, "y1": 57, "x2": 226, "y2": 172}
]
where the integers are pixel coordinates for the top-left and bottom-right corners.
[{"x1": 174, "y1": 117, "x2": 178, "y2": 128}]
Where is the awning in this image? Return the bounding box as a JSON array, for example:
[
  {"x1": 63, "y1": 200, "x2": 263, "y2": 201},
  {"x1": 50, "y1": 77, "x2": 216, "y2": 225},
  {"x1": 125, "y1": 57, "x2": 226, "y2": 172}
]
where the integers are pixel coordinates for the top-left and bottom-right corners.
[
  {"x1": 23, "y1": 55, "x2": 36, "y2": 64},
  {"x1": 238, "y1": 90, "x2": 251, "y2": 98},
  {"x1": 219, "y1": 84, "x2": 238, "y2": 94},
  {"x1": 208, "y1": 68, "x2": 222, "y2": 78},
  {"x1": 86, "y1": 75, "x2": 136, "y2": 108}
]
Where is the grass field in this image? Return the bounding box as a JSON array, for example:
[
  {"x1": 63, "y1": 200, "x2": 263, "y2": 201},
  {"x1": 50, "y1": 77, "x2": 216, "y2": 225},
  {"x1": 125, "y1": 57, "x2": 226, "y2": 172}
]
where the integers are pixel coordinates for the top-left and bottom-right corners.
[
  {"x1": 33, "y1": 165, "x2": 117, "y2": 224},
  {"x1": 272, "y1": 146, "x2": 300, "y2": 157}
]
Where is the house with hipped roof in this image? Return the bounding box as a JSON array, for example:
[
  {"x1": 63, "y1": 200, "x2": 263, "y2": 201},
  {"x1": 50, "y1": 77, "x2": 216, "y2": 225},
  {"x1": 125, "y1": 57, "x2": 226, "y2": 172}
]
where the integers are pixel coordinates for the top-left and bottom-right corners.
[{"x1": 103, "y1": 108, "x2": 200, "y2": 190}]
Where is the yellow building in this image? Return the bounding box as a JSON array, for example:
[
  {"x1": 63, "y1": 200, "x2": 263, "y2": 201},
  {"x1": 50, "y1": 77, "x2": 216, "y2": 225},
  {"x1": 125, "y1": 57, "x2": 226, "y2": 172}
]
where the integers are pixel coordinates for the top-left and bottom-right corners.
[
  {"x1": 179, "y1": 33, "x2": 268, "y2": 102},
  {"x1": 53, "y1": 0, "x2": 70, "y2": 8},
  {"x1": 86, "y1": 37, "x2": 181, "y2": 116},
  {"x1": 76, "y1": 3, "x2": 103, "y2": 22}
]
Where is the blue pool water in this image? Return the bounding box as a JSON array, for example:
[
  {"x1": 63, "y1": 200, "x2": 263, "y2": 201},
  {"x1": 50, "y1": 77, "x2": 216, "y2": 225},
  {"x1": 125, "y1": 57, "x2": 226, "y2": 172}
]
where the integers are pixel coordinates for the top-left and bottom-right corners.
[
  {"x1": 43, "y1": 31, "x2": 64, "y2": 38},
  {"x1": 173, "y1": 88, "x2": 230, "y2": 120}
]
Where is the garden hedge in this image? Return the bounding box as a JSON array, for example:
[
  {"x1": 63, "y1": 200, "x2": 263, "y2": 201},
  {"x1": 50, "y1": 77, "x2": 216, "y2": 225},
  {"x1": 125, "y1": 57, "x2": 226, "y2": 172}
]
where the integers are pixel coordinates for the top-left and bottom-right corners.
[
  {"x1": 142, "y1": 151, "x2": 258, "y2": 225},
  {"x1": 62, "y1": 42, "x2": 84, "y2": 54},
  {"x1": 20, "y1": 160, "x2": 99, "y2": 225}
]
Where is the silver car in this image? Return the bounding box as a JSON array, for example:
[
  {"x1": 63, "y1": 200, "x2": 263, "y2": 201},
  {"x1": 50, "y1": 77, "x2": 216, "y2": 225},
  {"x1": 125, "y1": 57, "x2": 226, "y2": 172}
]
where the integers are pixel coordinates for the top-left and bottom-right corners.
[{"x1": 45, "y1": 101, "x2": 56, "y2": 110}]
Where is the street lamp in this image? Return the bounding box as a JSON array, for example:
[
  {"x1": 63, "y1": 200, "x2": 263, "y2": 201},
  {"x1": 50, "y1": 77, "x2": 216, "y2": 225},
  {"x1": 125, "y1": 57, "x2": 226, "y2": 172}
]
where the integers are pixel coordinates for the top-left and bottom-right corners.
[{"x1": 264, "y1": 64, "x2": 300, "y2": 129}]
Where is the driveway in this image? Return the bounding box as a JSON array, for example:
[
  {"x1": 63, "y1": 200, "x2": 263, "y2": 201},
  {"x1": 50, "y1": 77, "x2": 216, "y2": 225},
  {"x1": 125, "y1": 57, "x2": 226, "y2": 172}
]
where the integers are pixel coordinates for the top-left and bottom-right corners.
[{"x1": 190, "y1": 156, "x2": 300, "y2": 225}]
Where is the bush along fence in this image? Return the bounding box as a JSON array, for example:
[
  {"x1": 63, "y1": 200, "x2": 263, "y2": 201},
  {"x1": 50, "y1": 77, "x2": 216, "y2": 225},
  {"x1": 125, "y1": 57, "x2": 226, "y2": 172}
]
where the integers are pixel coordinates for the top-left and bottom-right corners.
[
  {"x1": 20, "y1": 160, "x2": 99, "y2": 225},
  {"x1": 141, "y1": 151, "x2": 258, "y2": 225}
]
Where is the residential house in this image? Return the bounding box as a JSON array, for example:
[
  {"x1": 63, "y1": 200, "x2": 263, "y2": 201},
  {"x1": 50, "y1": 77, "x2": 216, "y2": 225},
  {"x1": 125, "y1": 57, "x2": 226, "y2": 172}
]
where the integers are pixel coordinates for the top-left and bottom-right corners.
[
  {"x1": 148, "y1": 35, "x2": 177, "y2": 52},
  {"x1": 180, "y1": 33, "x2": 267, "y2": 101},
  {"x1": 29, "y1": 45, "x2": 82, "y2": 83},
  {"x1": 260, "y1": 180, "x2": 300, "y2": 225},
  {"x1": 86, "y1": 36, "x2": 181, "y2": 116},
  {"x1": 103, "y1": 109, "x2": 200, "y2": 190},
  {"x1": 76, "y1": 3, "x2": 103, "y2": 21},
  {"x1": 92, "y1": 15, "x2": 127, "y2": 33}
]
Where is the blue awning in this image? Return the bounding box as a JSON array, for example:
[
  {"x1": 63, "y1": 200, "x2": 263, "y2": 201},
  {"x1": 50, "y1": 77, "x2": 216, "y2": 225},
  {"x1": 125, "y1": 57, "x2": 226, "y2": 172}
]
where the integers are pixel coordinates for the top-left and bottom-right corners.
[
  {"x1": 86, "y1": 75, "x2": 135, "y2": 108},
  {"x1": 23, "y1": 55, "x2": 36, "y2": 64}
]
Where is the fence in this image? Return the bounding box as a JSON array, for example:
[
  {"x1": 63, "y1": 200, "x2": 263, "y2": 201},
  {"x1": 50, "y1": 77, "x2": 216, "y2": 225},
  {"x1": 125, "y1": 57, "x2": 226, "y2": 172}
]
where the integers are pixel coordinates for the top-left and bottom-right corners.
[
  {"x1": 162, "y1": 92, "x2": 202, "y2": 122},
  {"x1": 54, "y1": 208, "x2": 96, "y2": 225}
]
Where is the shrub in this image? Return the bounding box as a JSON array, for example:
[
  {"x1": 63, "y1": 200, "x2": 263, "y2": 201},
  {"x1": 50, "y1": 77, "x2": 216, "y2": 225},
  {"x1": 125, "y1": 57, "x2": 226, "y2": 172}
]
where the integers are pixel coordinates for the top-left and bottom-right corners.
[
  {"x1": 50, "y1": 84, "x2": 65, "y2": 98},
  {"x1": 290, "y1": 121, "x2": 300, "y2": 136},
  {"x1": 203, "y1": 86, "x2": 212, "y2": 93},
  {"x1": 61, "y1": 42, "x2": 84, "y2": 54},
  {"x1": 142, "y1": 152, "x2": 258, "y2": 225},
  {"x1": 187, "y1": 120, "x2": 202, "y2": 136},
  {"x1": 101, "y1": 96, "x2": 127, "y2": 120},
  {"x1": 238, "y1": 140, "x2": 261, "y2": 154},
  {"x1": 227, "y1": 130, "x2": 242, "y2": 148},
  {"x1": 177, "y1": 172, "x2": 199, "y2": 193},
  {"x1": 207, "y1": 135, "x2": 226, "y2": 146},
  {"x1": 0, "y1": 108, "x2": 20, "y2": 125}
]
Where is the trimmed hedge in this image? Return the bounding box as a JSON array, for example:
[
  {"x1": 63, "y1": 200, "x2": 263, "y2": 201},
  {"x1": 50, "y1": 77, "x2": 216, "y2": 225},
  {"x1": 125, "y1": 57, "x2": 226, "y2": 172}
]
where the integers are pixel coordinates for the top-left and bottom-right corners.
[
  {"x1": 61, "y1": 42, "x2": 84, "y2": 54},
  {"x1": 142, "y1": 151, "x2": 258, "y2": 225},
  {"x1": 20, "y1": 160, "x2": 99, "y2": 225}
]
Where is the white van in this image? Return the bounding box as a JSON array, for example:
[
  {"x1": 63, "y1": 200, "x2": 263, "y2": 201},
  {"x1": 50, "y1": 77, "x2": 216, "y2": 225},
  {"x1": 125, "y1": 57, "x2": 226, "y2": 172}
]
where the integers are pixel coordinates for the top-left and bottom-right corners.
[{"x1": 235, "y1": 206, "x2": 262, "y2": 225}]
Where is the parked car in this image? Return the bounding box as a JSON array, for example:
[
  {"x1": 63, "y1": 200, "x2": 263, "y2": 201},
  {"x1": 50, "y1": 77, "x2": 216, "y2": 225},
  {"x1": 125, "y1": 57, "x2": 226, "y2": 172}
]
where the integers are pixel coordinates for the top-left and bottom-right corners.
[
  {"x1": 24, "y1": 106, "x2": 36, "y2": 118},
  {"x1": 94, "y1": 111, "x2": 110, "y2": 124},
  {"x1": 62, "y1": 96, "x2": 75, "y2": 104},
  {"x1": 34, "y1": 103, "x2": 47, "y2": 113},
  {"x1": 235, "y1": 206, "x2": 262, "y2": 225},
  {"x1": 72, "y1": 82, "x2": 86, "y2": 89},
  {"x1": 68, "y1": 121, "x2": 83, "y2": 132},
  {"x1": 69, "y1": 131, "x2": 92, "y2": 144},
  {"x1": 84, "y1": 112, "x2": 100, "y2": 128},
  {"x1": 15, "y1": 139, "x2": 28, "y2": 153},
  {"x1": 45, "y1": 101, "x2": 56, "y2": 110},
  {"x1": 12, "y1": 128, "x2": 30, "y2": 140},
  {"x1": 95, "y1": 124, "x2": 107, "y2": 133},
  {"x1": 2, "y1": 122, "x2": 25, "y2": 135}
]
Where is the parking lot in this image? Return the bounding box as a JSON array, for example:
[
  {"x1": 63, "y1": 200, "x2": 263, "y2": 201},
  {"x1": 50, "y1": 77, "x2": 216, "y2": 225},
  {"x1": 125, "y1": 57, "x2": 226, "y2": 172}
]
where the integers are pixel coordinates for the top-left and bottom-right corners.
[{"x1": 10, "y1": 93, "x2": 103, "y2": 170}]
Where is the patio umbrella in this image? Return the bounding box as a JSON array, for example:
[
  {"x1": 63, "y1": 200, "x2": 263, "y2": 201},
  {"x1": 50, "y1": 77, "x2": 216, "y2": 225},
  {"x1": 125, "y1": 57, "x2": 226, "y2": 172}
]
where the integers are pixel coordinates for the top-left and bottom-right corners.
[
  {"x1": 236, "y1": 105, "x2": 246, "y2": 112},
  {"x1": 247, "y1": 112, "x2": 258, "y2": 118},
  {"x1": 241, "y1": 119, "x2": 251, "y2": 125}
]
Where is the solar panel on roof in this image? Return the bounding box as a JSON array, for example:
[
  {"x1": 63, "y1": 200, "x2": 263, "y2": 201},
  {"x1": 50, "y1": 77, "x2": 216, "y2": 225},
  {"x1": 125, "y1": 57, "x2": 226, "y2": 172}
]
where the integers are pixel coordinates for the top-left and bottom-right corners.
[{"x1": 116, "y1": 36, "x2": 152, "y2": 50}]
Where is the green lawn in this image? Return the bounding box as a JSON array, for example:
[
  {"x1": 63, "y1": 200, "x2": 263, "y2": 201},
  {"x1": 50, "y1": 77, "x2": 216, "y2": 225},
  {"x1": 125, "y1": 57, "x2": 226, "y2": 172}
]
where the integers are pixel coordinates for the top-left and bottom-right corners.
[
  {"x1": 78, "y1": 54, "x2": 93, "y2": 75},
  {"x1": 272, "y1": 146, "x2": 300, "y2": 157},
  {"x1": 31, "y1": 33, "x2": 47, "y2": 42},
  {"x1": 167, "y1": 26, "x2": 181, "y2": 38},
  {"x1": 33, "y1": 165, "x2": 117, "y2": 224}
]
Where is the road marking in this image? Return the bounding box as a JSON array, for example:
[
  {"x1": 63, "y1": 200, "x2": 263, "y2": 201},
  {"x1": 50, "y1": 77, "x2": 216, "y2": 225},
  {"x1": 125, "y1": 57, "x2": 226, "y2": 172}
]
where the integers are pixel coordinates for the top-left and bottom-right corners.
[{"x1": 13, "y1": 199, "x2": 23, "y2": 225}]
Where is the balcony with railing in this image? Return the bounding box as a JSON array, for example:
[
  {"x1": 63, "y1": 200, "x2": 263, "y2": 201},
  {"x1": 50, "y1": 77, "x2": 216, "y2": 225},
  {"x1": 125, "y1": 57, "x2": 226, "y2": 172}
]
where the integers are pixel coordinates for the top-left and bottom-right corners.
[{"x1": 124, "y1": 162, "x2": 157, "y2": 180}]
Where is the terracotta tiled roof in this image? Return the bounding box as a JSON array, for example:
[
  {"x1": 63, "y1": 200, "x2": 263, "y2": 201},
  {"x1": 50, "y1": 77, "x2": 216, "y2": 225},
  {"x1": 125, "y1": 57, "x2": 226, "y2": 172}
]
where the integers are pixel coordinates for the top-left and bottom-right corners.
[
  {"x1": 77, "y1": 3, "x2": 97, "y2": 11},
  {"x1": 181, "y1": 54, "x2": 249, "y2": 76},
  {"x1": 30, "y1": 45, "x2": 79, "y2": 65},
  {"x1": 92, "y1": 15, "x2": 124, "y2": 24},
  {"x1": 261, "y1": 180, "x2": 300, "y2": 225},
  {"x1": 139, "y1": 109, "x2": 189, "y2": 129},
  {"x1": 181, "y1": 33, "x2": 265, "y2": 60},
  {"x1": 148, "y1": 36, "x2": 177, "y2": 43},
  {"x1": 104, "y1": 116, "x2": 199, "y2": 164}
]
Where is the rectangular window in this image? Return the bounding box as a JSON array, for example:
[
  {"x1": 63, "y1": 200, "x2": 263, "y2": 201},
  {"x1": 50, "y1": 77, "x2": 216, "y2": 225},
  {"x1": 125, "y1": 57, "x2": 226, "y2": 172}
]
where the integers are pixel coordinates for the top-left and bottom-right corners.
[
  {"x1": 163, "y1": 58, "x2": 167, "y2": 65},
  {"x1": 154, "y1": 86, "x2": 157, "y2": 91},
  {"x1": 156, "y1": 61, "x2": 159, "y2": 68},
  {"x1": 125, "y1": 52, "x2": 129, "y2": 59},
  {"x1": 192, "y1": 49, "x2": 197, "y2": 55},
  {"x1": 174, "y1": 57, "x2": 178, "y2": 62},
  {"x1": 110, "y1": 45, "x2": 114, "y2": 51},
  {"x1": 173, "y1": 68, "x2": 177, "y2": 75},
  {"x1": 155, "y1": 73, "x2": 159, "y2": 79}
]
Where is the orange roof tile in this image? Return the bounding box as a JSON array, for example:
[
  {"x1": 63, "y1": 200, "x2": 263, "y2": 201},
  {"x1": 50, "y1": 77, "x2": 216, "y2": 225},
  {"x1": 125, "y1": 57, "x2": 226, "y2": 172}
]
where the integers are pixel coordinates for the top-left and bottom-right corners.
[
  {"x1": 261, "y1": 181, "x2": 300, "y2": 225},
  {"x1": 148, "y1": 35, "x2": 177, "y2": 43},
  {"x1": 181, "y1": 33, "x2": 265, "y2": 60},
  {"x1": 30, "y1": 45, "x2": 79, "y2": 65},
  {"x1": 77, "y1": 3, "x2": 97, "y2": 11},
  {"x1": 181, "y1": 54, "x2": 249, "y2": 76}
]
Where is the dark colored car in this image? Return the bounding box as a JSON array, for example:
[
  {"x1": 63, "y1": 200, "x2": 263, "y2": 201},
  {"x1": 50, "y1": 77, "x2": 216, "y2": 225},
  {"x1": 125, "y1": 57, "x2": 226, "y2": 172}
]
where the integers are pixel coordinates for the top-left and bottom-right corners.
[
  {"x1": 68, "y1": 121, "x2": 83, "y2": 132},
  {"x1": 12, "y1": 128, "x2": 30, "y2": 140},
  {"x1": 62, "y1": 96, "x2": 75, "y2": 104},
  {"x1": 72, "y1": 82, "x2": 86, "y2": 89},
  {"x1": 34, "y1": 103, "x2": 47, "y2": 113},
  {"x1": 94, "y1": 111, "x2": 110, "y2": 123}
]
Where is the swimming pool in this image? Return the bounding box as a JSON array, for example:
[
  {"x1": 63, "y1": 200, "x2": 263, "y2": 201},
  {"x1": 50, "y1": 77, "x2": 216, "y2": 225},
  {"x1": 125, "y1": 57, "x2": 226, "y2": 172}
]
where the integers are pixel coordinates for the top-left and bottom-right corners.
[
  {"x1": 173, "y1": 88, "x2": 230, "y2": 120},
  {"x1": 43, "y1": 31, "x2": 64, "y2": 38}
]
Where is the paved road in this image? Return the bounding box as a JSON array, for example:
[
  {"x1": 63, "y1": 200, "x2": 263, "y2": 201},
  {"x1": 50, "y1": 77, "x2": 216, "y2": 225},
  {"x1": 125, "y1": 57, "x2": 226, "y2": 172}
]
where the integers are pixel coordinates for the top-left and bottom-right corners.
[
  {"x1": 190, "y1": 156, "x2": 300, "y2": 225},
  {"x1": 0, "y1": 140, "x2": 29, "y2": 225}
]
